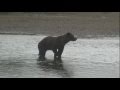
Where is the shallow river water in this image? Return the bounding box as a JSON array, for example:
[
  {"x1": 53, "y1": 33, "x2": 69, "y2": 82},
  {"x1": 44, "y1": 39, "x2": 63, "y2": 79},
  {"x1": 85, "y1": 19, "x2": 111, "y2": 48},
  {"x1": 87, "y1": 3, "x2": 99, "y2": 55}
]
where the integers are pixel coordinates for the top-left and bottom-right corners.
[{"x1": 0, "y1": 35, "x2": 119, "y2": 78}]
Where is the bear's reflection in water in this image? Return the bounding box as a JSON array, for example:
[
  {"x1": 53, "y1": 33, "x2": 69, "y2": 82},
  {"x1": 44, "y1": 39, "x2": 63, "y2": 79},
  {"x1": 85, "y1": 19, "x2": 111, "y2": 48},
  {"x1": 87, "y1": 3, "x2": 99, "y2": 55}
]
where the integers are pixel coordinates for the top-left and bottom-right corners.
[{"x1": 37, "y1": 57, "x2": 71, "y2": 78}]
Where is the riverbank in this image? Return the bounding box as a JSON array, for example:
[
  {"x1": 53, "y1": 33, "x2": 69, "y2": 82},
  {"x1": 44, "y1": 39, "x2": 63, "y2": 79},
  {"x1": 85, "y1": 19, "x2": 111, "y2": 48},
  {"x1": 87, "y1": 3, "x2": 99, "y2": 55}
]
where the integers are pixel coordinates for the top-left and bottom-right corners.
[{"x1": 0, "y1": 12, "x2": 119, "y2": 38}]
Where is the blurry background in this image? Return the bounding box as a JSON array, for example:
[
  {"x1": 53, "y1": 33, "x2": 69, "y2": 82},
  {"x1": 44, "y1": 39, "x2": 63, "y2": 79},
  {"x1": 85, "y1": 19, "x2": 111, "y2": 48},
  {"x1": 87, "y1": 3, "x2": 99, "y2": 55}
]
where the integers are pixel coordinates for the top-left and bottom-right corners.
[{"x1": 0, "y1": 12, "x2": 119, "y2": 37}]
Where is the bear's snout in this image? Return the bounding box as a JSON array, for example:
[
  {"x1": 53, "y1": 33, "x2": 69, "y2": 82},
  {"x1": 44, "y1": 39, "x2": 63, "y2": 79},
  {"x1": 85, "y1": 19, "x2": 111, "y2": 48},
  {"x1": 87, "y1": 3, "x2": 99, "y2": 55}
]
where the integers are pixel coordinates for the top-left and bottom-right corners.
[
  {"x1": 72, "y1": 37, "x2": 77, "y2": 41},
  {"x1": 73, "y1": 37, "x2": 77, "y2": 41},
  {"x1": 75, "y1": 37, "x2": 77, "y2": 41}
]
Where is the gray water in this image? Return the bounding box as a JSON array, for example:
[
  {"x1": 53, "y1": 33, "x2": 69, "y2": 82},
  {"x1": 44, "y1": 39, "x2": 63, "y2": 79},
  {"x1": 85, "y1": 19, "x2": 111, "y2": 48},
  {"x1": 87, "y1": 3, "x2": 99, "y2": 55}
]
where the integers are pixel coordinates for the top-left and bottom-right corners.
[{"x1": 0, "y1": 35, "x2": 119, "y2": 78}]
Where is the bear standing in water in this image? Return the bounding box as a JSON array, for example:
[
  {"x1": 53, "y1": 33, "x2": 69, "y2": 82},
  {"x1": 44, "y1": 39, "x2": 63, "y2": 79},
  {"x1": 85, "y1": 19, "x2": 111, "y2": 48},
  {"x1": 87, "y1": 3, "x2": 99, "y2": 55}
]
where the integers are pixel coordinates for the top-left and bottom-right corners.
[{"x1": 38, "y1": 32, "x2": 77, "y2": 61}]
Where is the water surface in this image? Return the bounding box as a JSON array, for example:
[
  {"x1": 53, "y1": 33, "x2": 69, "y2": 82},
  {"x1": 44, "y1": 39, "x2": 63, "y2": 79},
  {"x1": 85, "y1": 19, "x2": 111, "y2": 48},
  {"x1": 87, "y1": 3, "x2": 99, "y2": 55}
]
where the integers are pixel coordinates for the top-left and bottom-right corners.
[{"x1": 0, "y1": 35, "x2": 119, "y2": 78}]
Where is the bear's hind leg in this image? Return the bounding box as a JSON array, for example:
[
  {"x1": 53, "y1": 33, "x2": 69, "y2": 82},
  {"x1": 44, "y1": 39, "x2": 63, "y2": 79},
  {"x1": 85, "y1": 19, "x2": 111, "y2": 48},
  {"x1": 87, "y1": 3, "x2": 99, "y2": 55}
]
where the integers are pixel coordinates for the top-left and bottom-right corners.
[
  {"x1": 40, "y1": 50, "x2": 46, "y2": 59},
  {"x1": 38, "y1": 48, "x2": 46, "y2": 60}
]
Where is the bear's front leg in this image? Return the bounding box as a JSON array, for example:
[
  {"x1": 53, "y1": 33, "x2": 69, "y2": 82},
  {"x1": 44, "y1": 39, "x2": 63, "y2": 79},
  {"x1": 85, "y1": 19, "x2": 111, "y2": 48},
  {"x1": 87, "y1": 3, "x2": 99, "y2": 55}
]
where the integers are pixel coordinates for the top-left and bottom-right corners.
[
  {"x1": 57, "y1": 47, "x2": 64, "y2": 60},
  {"x1": 53, "y1": 49, "x2": 58, "y2": 60}
]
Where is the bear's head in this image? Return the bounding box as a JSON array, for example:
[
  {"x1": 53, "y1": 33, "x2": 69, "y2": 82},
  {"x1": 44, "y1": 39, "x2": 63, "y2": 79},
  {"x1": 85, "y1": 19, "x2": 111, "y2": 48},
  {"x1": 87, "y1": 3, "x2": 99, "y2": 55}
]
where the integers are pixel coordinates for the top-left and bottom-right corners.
[{"x1": 66, "y1": 32, "x2": 77, "y2": 41}]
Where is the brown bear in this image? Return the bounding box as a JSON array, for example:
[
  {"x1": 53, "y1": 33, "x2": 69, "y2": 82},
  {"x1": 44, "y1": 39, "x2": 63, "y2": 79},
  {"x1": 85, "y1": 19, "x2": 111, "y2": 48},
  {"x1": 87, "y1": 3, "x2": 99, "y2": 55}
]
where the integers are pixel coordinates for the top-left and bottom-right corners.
[{"x1": 38, "y1": 32, "x2": 77, "y2": 61}]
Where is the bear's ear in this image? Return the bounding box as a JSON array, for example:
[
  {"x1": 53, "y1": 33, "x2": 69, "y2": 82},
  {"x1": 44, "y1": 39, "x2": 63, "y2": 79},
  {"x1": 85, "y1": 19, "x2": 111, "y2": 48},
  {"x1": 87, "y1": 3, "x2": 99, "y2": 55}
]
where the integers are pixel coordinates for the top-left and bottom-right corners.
[{"x1": 66, "y1": 32, "x2": 71, "y2": 36}]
